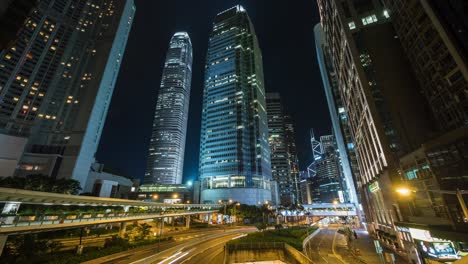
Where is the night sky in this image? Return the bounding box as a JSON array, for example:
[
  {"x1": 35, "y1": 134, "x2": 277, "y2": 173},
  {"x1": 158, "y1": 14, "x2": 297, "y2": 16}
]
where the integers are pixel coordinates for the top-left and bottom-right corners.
[{"x1": 96, "y1": 0, "x2": 331, "y2": 183}]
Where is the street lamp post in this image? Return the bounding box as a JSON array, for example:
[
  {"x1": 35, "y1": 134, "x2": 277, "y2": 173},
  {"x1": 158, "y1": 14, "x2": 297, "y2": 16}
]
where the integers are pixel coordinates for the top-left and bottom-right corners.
[{"x1": 396, "y1": 187, "x2": 468, "y2": 220}]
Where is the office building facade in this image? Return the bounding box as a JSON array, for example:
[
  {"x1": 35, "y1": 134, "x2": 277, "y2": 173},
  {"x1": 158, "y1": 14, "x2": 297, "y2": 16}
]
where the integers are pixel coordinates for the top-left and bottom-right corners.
[
  {"x1": 266, "y1": 93, "x2": 298, "y2": 205},
  {"x1": 316, "y1": 0, "x2": 436, "y2": 252},
  {"x1": 382, "y1": 0, "x2": 467, "y2": 131},
  {"x1": 315, "y1": 23, "x2": 362, "y2": 212},
  {"x1": 3, "y1": 0, "x2": 135, "y2": 189},
  {"x1": 310, "y1": 135, "x2": 345, "y2": 203},
  {"x1": 144, "y1": 32, "x2": 192, "y2": 185},
  {"x1": 199, "y1": 5, "x2": 272, "y2": 205},
  {"x1": 284, "y1": 115, "x2": 301, "y2": 204}
]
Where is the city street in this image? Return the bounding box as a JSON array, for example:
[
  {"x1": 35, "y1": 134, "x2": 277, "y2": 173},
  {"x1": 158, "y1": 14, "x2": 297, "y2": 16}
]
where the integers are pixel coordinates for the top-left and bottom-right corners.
[
  {"x1": 83, "y1": 226, "x2": 255, "y2": 264},
  {"x1": 304, "y1": 225, "x2": 407, "y2": 264}
]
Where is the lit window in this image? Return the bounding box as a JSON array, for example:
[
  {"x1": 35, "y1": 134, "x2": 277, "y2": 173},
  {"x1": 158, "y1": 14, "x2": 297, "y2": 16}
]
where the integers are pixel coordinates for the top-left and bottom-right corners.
[
  {"x1": 383, "y1": 10, "x2": 390, "y2": 18},
  {"x1": 362, "y1": 14, "x2": 378, "y2": 25},
  {"x1": 348, "y1": 21, "x2": 356, "y2": 30}
]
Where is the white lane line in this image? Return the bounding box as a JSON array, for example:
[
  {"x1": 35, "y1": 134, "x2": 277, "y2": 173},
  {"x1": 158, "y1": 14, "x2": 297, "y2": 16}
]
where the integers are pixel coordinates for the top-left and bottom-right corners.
[
  {"x1": 168, "y1": 248, "x2": 196, "y2": 264},
  {"x1": 156, "y1": 251, "x2": 183, "y2": 264},
  {"x1": 231, "y1": 234, "x2": 247, "y2": 240}
]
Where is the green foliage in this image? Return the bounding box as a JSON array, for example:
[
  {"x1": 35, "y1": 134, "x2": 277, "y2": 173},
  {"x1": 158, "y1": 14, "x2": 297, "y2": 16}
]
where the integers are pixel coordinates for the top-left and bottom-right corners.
[
  {"x1": 255, "y1": 222, "x2": 267, "y2": 231},
  {"x1": 228, "y1": 226, "x2": 316, "y2": 251},
  {"x1": 0, "y1": 234, "x2": 63, "y2": 263},
  {"x1": 0, "y1": 236, "x2": 174, "y2": 264},
  {"x1": 104, "y1": 235, "x2": 130, "y2": 248},
  {"x1": 0, "y1": 175, "x2": 82, "y2": 194},
  {"x1": 135, "y1": 223, "x2": 151, "y2": 240}
]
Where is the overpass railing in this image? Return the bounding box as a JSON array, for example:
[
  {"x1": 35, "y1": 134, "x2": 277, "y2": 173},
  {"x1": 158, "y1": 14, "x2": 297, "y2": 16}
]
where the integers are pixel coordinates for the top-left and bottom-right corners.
[{"x1": 0, "y1": 209, "x2": 215, "y2": 228}]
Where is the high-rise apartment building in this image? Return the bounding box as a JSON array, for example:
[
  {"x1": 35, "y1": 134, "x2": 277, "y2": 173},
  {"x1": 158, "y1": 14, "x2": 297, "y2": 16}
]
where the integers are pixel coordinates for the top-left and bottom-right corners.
[
  {"x1": 316, "y1": 0, "x2": 436, "y2": 252},
  {"x1": 144, "y1": 32, "x2": 192, "y2": 185},
  {"x1": 382, "y1": 0, "x2": 467, "y2": 131},
  {"x1": 199, "y1": 5, "x2": 272, "y2": 205},
  {"x1": 3, "y1": 0, "x2": 135, "y2": 189},
  {"x1": 266, "y1": 93, "x2": 298, "y2": 205}
]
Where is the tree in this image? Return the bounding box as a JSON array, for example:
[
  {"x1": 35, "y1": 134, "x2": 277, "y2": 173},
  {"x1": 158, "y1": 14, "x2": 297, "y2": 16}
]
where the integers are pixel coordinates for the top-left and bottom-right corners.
[
  {"x1": 136, "y1": 223, "x2": 151, "y2": 240},
  {"x1": 0, "y1": 175, "x2": 82, "y2": 195}
]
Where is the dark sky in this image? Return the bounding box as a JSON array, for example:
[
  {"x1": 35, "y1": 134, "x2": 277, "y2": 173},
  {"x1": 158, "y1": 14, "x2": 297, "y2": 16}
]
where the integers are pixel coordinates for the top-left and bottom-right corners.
[{"x1": 96, "y1": 0, "x2": 331, "y2": 183}]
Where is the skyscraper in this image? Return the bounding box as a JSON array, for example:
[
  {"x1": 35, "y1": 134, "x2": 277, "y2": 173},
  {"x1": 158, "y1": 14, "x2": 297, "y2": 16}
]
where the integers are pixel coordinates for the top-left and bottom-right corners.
[
  {"x1": 267, "y1": 93, "x2": 295, "y2": 205},
  {"x1": 316, "y1": 0, "x2": 435, "y2": 249},
  {"x1": 312, "y1": 135, "x2": 345, "y2": 203},
  {"x1": 199, "y1": 5, "x2": 272, "y2": 205},
  {"x1": 382, "y1": 0, "x2": 467, "y2": 131},
  {"x1": 144, "y1": 32, "x2": 192, "y2": 185},
  {"x1": 314, "y1": 23, "x2": 361, "y2": 208},
  {"x1": 6, "y1": 0, "x2": 135, "y2": 189},
  {"x1": 284, "y1": 115, "x2": 300, "y2": 204}
]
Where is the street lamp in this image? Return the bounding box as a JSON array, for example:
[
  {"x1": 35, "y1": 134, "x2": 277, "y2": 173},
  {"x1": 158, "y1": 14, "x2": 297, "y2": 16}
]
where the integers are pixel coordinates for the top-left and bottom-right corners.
[{"x1": 395, "y1": 187, "x2": 468, "y2": 220}]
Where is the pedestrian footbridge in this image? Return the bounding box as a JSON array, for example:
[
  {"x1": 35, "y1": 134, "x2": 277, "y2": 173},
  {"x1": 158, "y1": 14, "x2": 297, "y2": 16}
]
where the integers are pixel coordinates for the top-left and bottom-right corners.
[
  {"x1": 302, "y1": 203, "x2": 357, "y2": 216},
  {"x1": 0, "y1": 187, "x2": 221, "y2": 254}
]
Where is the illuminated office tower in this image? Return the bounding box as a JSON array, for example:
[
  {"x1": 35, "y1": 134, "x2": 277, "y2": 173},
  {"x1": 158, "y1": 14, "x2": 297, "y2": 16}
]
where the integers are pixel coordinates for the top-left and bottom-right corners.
[
  {"x1": 316, "y1": 0, "x2": 435, "y2": 245},
  {"x1": 312, "y1": 135, "x2": 346, "y2": 203},
  {"x1": 267, "y1": 93, "x2": 291, "y2": 205},
  {"x1": 315, "y1": 24, "x2": 360, "y2": 207},
  {"x1": 199, "y1": 5, "x2": 272, "y2": 205},
  {"x1": 144, "y1": 32, "x2": 193, "y2": 185},
  {"x1": 6, "y1": 0, "x2": 135, "y2": 189}
]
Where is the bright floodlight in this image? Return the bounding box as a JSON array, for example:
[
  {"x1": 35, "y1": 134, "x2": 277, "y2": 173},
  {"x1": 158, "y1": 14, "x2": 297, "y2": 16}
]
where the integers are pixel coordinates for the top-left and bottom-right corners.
[
  {"x1": 187, "y1": 181, "x2": 192, "y2": 186},
  {"x1": 333, "y1": 200, "x2": 338, "y2": 205}
]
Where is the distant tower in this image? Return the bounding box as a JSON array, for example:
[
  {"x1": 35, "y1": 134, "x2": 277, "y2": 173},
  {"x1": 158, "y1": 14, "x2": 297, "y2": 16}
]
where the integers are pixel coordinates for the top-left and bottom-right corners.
[
  {"x1": 267, "y1": 93, "x2": 298, "y2": 205},
  {"x1": 145, "y1": 32, "x2": 193, "y2": 185},
  {"x1": 307, "y1": 129, "x2": 322, "y2": 178},
  {"x1": 199, "y1": 5, "x2": 272, "y2": 205}
]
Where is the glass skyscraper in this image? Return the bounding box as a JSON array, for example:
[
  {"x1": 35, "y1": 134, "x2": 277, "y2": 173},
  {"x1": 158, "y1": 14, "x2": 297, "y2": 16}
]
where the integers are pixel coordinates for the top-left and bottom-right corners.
[
  {"x1": 145, "y1": 32, "x2": 192, "y2": 185},
  {"x1": 199, "y1": 5, "x2": 272, "y2": 205}
]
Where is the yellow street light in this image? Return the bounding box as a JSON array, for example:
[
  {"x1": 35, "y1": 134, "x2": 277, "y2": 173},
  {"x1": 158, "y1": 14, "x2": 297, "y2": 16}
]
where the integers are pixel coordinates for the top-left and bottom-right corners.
[
  {"x1": 333, "y1": 200, "x2": 338, "y2": 205},
  {"x1": 395, "y1": 187, "x2": 413, "y2": 196}
]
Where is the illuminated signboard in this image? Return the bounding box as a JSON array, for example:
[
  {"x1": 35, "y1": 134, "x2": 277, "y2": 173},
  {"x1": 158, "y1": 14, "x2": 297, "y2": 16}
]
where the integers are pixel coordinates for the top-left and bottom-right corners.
[{"x1": 368, "y1": 182, "x2": 380, "y2": 193}]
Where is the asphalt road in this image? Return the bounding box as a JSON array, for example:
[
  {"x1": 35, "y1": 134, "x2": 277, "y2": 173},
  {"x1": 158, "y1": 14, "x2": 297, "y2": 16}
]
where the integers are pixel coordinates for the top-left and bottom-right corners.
[
  {"x1": 304, "y1": 227, "x2": 344, "y2": 264},
  {"x1": 83, "y1": 226, "x2": 254, "y2": 264}
]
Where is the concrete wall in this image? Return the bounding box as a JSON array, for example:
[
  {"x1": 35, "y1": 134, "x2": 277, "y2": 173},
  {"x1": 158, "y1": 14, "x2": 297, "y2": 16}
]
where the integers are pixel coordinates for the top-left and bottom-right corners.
[{"x1": 0, "y1": 134, "x2": 27, "y2": 177}]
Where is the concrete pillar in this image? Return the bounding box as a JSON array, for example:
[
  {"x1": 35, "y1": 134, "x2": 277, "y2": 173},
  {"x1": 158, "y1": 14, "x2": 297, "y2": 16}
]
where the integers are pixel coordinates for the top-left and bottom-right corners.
[
  {"x1": 0, "y1": 235, "x2": 7, "y2": 256},
  {"x1": 208, "y1": 213, "x2": 212, "y2": 224},
  {"x1": 161, "y1": 218, "x2": 165, "y2": 235},
  {"x1": 185, "y1": 215, "x2": 190, "y2": 229},
  {"x1": 119, "y1": 222, "x2": 127, "y2": 238},
  {"x1": 172, "y1": 216, "x2": 175, "y2": 230}
]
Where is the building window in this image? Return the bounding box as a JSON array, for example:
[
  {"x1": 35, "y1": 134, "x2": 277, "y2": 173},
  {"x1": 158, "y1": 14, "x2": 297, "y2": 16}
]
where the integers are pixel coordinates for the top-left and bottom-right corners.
[
  {"x1": 362, "y1": 15, "x2": 378, "y2": 25},
  {"x1": 348, "y1": 21, "x2": 356, "y2": 30}
]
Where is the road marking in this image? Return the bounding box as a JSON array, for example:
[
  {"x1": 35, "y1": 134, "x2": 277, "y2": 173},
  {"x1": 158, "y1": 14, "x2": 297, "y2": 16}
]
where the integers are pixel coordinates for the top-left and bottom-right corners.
[
  {"x1": 332, "y1": 229, "x2": 348, "y2": 264},
  {"x1": 155, "y1": 251, "x2": 183, "y2": 264},
  {"x1": 231, "y1": 234, "x2": 247, "y2": 240},
  {"x1": 168, "y1": 248, "x2": 195, "y2": 264}
]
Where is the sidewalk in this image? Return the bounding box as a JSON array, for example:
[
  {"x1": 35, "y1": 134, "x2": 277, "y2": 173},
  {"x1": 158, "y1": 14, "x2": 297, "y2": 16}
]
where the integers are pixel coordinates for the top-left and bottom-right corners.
[{"x1": 352, "y1": 230, "x2": 407, "y2": 264}]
